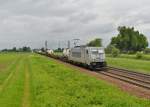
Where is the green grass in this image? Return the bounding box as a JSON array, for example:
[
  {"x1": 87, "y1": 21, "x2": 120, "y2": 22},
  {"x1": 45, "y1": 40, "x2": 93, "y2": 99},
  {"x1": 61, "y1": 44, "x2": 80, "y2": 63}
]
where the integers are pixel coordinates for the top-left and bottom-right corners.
[
  {"x1": 0, "y1": 58, "x2": 25, "y2": 107},
  {"x1": 0, "y1": 53, "x2": 150, "y2": 107},
  {"x1": 0, "y1": 53, "x2": 27, "y2": 107},
  {"x1": 106, "y1": 56, "x2": 150, "y2": 74},
  {"x1": 0, "y1": 53, "x2": 22, "y2": 85}
]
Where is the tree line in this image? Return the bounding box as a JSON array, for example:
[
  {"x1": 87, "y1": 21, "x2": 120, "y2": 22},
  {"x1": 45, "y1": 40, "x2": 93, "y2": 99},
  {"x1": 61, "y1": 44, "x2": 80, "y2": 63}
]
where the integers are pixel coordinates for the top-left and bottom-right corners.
[
  {"x1": 87, "y1": 26, "x2": 149, "y2": 55},
  {"x1": 1, "y1": 46, "x2": 32, "y2": 52}
]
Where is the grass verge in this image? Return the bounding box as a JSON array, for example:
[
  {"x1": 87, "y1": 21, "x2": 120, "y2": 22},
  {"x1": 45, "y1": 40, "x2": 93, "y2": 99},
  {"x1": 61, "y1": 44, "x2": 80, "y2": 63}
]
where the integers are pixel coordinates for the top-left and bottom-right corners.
[{"x1": 29, "y1": 54, "x2": 150, "y2": 107}]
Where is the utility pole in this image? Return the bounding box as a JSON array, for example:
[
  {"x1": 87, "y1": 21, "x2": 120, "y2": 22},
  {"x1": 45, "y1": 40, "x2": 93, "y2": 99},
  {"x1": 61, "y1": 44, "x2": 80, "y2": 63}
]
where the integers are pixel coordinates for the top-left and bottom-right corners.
[
  {"x1": 58, "y1": 41, "x2": 60, "y2": 49},
  {"x1": 67, "y1": 40, "x2": 70, "y2": 49},
  {"x1": 45, "y1": 40, "x2": 48, "y2": 51}
]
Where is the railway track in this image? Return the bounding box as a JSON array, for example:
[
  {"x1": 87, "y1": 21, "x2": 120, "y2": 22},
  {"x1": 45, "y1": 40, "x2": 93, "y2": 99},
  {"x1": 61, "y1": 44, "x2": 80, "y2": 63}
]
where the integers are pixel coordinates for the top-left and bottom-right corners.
[{"x1": 99, "y1": 66, "x2": 150, "y2": 90}]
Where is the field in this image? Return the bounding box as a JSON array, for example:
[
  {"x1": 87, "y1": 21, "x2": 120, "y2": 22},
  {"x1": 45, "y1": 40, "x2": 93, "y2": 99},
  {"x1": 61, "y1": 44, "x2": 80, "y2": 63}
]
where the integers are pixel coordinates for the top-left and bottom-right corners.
[
  {"x1": 0, "y1": 53, "x2": 150, "y2": 107},
  {"x1": 107, "y1": 55, "x2": 150, "y2": 74},
  {"x1": 107, "y1": 54, "x2": 150, "y2": 61}
]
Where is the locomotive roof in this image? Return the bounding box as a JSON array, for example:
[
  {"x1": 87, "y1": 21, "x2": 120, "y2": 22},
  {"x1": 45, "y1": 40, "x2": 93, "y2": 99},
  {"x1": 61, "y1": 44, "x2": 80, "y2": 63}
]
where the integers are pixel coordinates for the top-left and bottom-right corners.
[{"x1": 74, "y1": 45, "x2": 104, "y2": 49}]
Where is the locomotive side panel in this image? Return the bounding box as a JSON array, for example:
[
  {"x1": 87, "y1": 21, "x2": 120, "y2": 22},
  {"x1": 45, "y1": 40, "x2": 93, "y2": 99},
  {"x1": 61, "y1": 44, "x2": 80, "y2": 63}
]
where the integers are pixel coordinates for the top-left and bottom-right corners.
[{"x1": 68, "y1": 47, "x2": 86, "y2": 64}]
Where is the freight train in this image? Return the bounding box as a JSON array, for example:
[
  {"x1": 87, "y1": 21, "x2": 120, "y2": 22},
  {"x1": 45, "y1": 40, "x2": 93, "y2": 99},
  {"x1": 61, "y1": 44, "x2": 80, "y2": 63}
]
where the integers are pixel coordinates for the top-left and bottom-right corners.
[{"x1": 45, "y1": 45, "x2": 107, "y2": 70}]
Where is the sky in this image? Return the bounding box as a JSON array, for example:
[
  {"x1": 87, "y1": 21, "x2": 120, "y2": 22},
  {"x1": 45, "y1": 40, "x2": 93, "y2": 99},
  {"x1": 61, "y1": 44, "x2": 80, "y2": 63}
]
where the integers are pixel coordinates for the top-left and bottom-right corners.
[{"x1": 0, "y1": 0, "x2": 150, "y2": 49}]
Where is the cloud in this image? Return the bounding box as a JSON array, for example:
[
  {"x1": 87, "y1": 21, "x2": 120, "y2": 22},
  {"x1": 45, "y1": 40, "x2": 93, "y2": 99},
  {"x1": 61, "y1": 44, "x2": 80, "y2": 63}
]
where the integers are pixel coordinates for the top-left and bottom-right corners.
[{"x1": 0, "y1": 0, "x2": 150, "y2": 49}]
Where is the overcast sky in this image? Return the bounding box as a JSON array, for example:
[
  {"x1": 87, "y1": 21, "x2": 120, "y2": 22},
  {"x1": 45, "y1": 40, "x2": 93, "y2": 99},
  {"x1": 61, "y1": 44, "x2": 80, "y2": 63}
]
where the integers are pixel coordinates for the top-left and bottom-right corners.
[{"x1": 0, "y1": 0, "x2": 150, "y2": 49}]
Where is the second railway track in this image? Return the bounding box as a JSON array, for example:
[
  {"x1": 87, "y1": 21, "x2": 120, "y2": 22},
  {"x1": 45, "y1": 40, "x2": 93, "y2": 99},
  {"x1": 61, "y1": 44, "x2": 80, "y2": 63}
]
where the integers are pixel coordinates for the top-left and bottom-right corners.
[{"x1": 99, "y1": 66, "x2": 150, "y2": 90}]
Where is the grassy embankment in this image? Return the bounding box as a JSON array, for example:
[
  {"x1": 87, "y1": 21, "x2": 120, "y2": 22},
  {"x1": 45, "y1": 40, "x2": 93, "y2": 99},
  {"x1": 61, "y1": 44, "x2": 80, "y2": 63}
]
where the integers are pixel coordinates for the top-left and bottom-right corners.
[
  {"x1": 0, "y1": 53, "x2": 150, "y2": 107},
  {"x1": 107, "y1": 54, "x2": 150, "y2": 74}
]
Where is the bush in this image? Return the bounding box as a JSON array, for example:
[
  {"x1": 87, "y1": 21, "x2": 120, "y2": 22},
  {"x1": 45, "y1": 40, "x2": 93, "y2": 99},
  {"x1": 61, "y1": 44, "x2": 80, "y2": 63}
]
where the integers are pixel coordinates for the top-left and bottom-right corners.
[
  {"x1": 136, "y1": 52, "x2": 143, "y2": 59},
  {"x1": 144, "y1": 48, "x2": 150, "y2": 54},
  {"x1": 111, "y1": 47, "x2": 120, "y2": 57},
  {"x1": 105, "y1": 45, "x2": 115, "y2": 54}
]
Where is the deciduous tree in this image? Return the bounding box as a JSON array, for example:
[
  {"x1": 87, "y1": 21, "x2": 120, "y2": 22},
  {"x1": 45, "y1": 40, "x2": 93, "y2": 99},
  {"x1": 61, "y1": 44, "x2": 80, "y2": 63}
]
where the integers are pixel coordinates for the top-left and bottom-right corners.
[
  {"x1": 87, "y1": 38, "x2": 102, "y2": 47},
  {"x1": 110, "y1": 26, "x2": 148, "y2": 52}
]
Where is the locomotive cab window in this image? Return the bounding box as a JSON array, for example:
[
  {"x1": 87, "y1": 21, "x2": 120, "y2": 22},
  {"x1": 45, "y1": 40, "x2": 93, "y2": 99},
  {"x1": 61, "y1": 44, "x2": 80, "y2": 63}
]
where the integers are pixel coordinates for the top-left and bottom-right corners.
[{"x1": 92, "y1": 51, "x2": 99, "y2": 54}]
